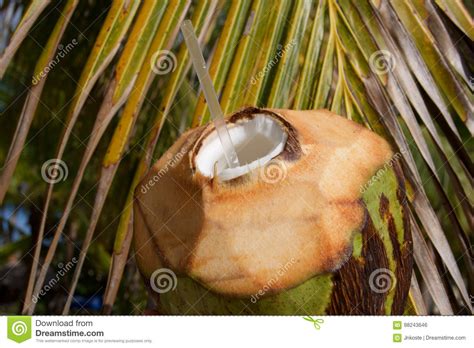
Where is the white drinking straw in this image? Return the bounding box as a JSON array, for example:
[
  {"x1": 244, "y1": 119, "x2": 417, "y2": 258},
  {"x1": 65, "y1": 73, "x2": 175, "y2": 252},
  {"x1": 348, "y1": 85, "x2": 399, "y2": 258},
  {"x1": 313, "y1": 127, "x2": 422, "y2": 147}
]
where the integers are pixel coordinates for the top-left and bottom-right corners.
[{"x1": 180, "y1": 20, "x2": 240, "y2": 168}]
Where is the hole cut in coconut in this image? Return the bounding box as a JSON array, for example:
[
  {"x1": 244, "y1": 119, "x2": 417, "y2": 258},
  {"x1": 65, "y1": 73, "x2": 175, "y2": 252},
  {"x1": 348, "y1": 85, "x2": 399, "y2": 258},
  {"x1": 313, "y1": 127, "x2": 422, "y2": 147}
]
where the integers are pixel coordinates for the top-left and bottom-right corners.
[{"x1": 195, "y1": 114, "x2": 288, "y2": 181}]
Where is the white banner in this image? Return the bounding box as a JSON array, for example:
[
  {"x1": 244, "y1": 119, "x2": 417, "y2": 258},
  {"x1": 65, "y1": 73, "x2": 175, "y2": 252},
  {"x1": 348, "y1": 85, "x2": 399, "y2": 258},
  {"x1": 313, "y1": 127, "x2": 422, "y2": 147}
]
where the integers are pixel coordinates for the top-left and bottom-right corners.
[{"x1": 0, "y1": 316, "x2": 472, "y2": 347}]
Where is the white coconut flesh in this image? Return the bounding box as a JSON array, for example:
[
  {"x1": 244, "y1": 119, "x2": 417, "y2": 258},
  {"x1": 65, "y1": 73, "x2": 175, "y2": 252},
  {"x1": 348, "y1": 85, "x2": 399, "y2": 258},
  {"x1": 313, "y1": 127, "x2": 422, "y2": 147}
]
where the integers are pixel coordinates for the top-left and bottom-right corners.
[{"x1": 195, "y1": 114, "x2": 288, "y2": 181}]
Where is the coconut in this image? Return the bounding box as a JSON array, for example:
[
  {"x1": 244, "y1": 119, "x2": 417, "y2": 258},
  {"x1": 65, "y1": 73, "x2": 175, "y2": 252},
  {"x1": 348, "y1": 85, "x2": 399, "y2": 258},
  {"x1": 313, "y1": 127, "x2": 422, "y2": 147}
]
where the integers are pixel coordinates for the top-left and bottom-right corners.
[{"x1": 133, "y1": 107, "x2": 412, "y2": 315}]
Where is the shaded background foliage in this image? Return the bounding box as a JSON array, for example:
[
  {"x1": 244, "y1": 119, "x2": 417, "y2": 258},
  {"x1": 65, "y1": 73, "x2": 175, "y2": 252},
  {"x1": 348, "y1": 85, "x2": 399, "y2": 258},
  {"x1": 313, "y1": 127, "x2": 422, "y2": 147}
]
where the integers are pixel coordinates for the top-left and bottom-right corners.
[{"x1": 0, "y1": 0, "x2": 472, "y2": 315}]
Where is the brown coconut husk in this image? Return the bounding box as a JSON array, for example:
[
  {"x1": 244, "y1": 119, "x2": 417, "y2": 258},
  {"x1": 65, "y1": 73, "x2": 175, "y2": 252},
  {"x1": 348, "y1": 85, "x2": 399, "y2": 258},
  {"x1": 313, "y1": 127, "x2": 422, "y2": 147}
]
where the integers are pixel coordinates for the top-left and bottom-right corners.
[{"x1": 134, "y1": 107, "x2": 394, "y2": 297}]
